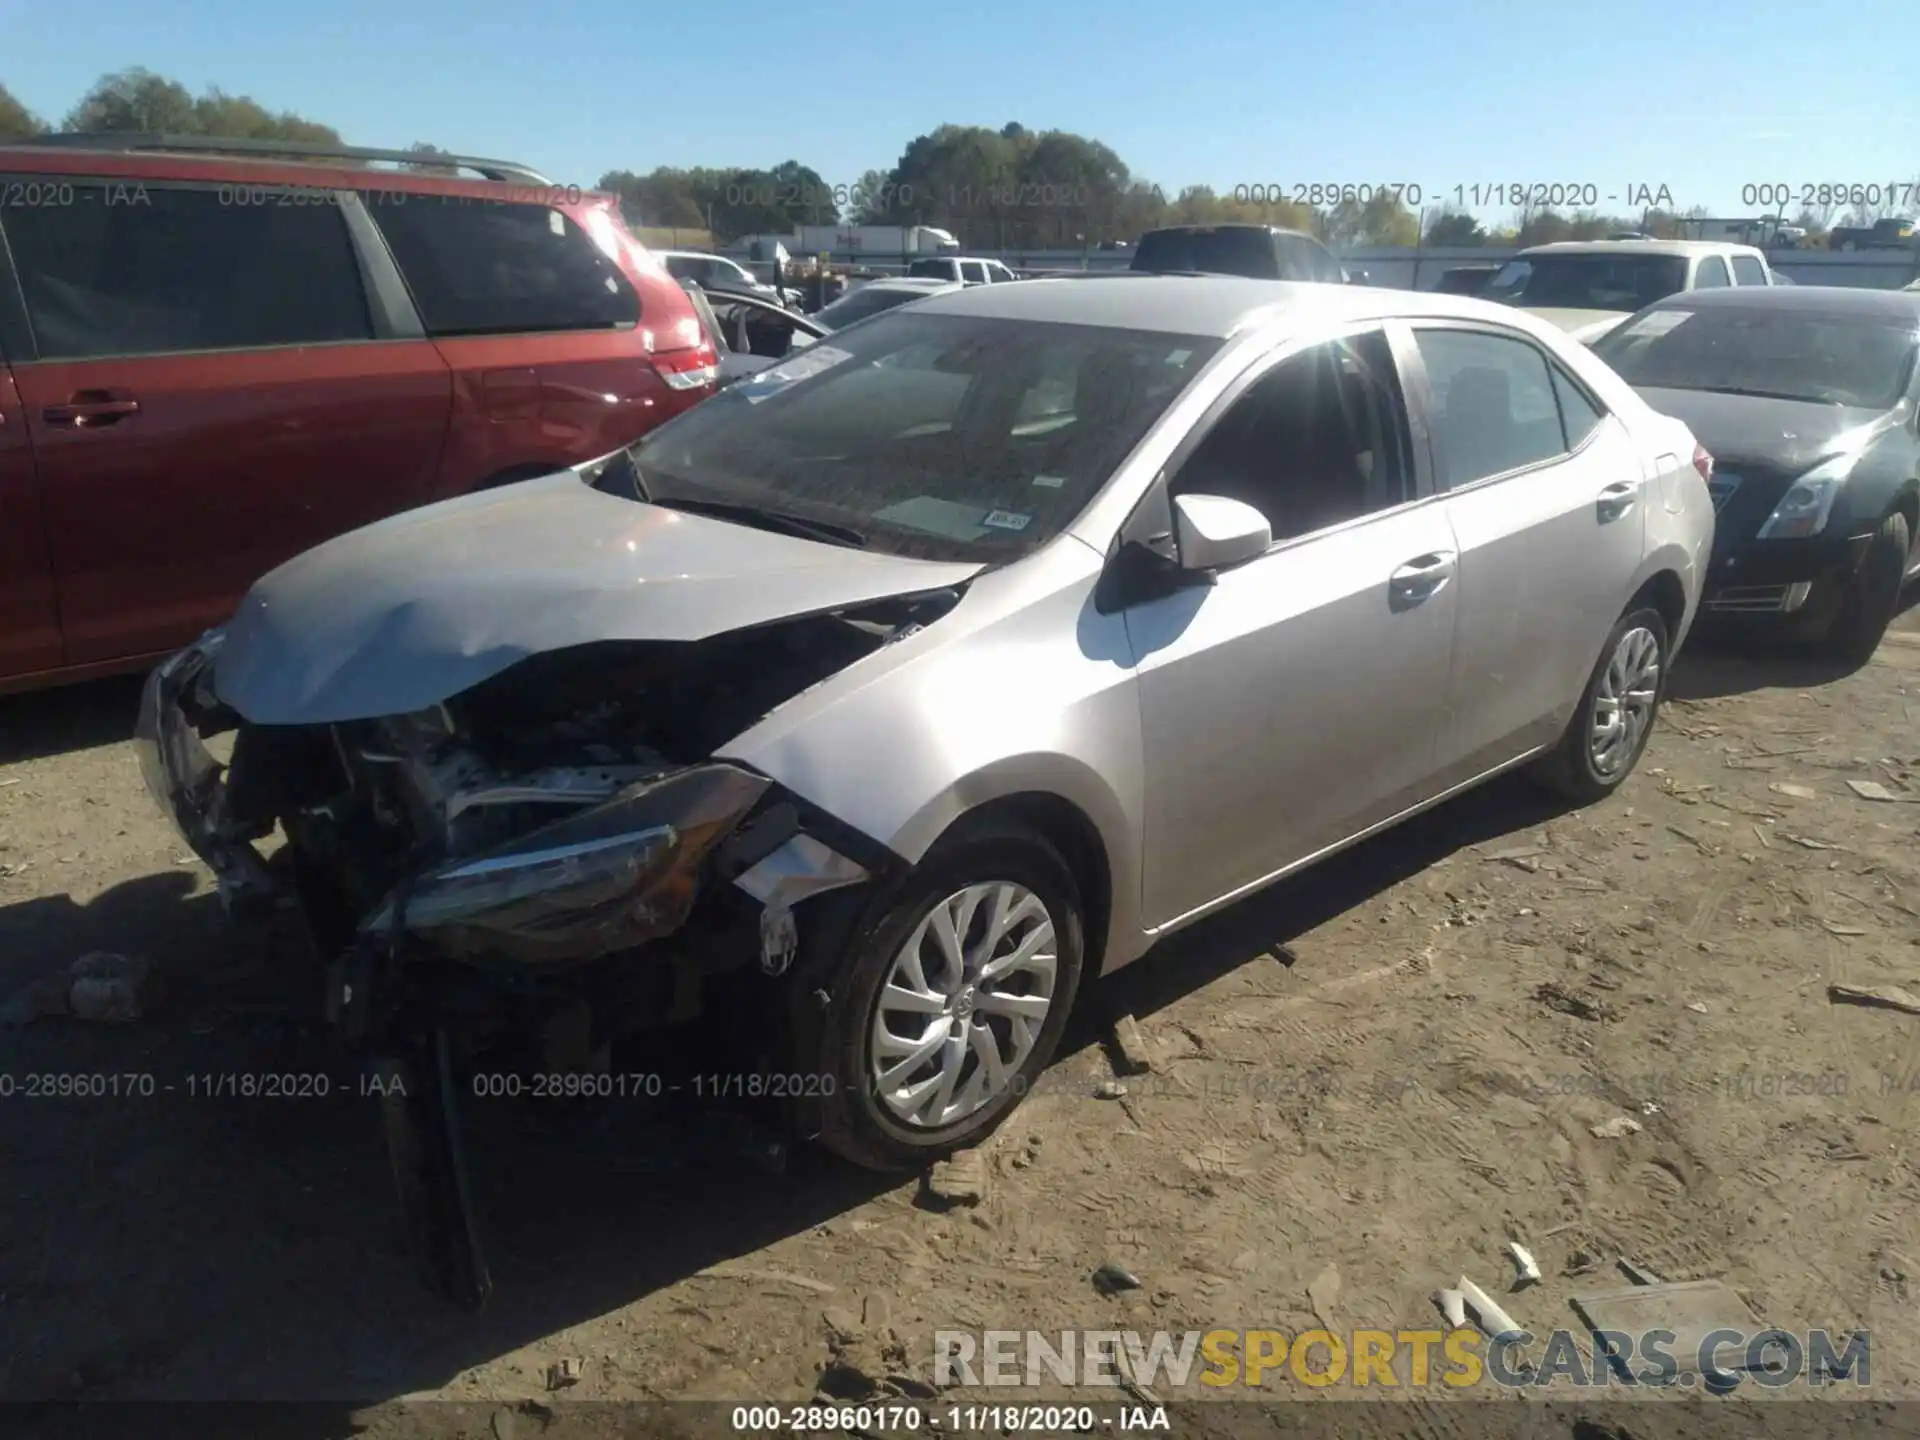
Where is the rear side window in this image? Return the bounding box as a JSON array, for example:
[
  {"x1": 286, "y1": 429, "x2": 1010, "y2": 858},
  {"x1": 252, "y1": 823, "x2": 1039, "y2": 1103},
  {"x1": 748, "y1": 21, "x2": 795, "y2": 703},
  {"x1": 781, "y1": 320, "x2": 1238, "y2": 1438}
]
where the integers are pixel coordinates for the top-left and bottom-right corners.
[
  {"x1": 1550, "y1": 365, "x2": 1606, "y2": 448},
  {"x1": 1730, "y1": 255, "x2": 1769, "y2": 286},
  {"x1": 961, "y1": 261, "x2": 989, "y2": 284},
  {"x1": 1694, "y1": 256, "x2": 1731, "y2": 288},
  {"x1": 1414, "y1": 328, "x2": 1569, "y2": 487},
  {"x1": 907, "y1": 259, "x2": 951, "y2": 279},
  {"x1": 373, "y1": 200, "x2": 638, "y2": 336},
  {"x1": 1, "y1": 182, "x2": 371, "y2": 360}
]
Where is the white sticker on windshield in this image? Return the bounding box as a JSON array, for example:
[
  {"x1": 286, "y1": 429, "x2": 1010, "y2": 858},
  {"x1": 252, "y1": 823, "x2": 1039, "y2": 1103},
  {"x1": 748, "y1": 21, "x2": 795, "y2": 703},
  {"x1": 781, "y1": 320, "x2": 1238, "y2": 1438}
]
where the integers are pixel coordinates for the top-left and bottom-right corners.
[
  {"x1": 549, "y1": 209, "x2": 566, "y2": 236},
  {"x1": 982, "y1": 509, "x2": 1033, "y2": 532},
  {"x1": 1032, "y1": 474, "x2": 1067, "y2": 489},
  {"x1": 741, "y1": 344, "x2": 855, "y2": 402},
  {"x1": 1166, "y1": 349, "x2": 1193, "y2": 366},
  {"x1": 1622, "y1": 310, "x2": 1694, "y2": 339}
]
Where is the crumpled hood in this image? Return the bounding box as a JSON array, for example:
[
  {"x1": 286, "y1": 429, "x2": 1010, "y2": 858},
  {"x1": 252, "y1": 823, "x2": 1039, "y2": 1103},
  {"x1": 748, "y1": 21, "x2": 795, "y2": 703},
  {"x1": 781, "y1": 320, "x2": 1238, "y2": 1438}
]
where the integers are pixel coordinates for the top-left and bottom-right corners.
[
  {"x1": 1522, "y1": 307, "x2": 1634, "y2": 343},
  {"x1": 213, "y1": 473, "x2": 982, "y2": 725}
]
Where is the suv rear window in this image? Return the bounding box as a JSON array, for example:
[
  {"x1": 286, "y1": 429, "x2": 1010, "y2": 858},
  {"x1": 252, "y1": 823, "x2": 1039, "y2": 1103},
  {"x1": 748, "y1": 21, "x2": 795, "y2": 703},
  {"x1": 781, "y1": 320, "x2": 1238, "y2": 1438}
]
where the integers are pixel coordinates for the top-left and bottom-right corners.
[
  {"x1": 1, "y1": 182, "x2": 372, "y2": 360},
  {"x1": 373, "y1": 200, "x2": 639, "y2": 337},
  {"x1": 1131, "y1": 229, "x2": 1280, "y2": 278}
]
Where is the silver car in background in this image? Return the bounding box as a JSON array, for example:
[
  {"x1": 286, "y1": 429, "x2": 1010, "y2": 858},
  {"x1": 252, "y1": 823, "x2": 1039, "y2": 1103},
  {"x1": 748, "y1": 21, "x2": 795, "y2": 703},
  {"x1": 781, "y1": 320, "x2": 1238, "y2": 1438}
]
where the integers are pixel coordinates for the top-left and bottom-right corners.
[{"x1": 139, "y1": 276, "x2": 1711, "y2": 1301}]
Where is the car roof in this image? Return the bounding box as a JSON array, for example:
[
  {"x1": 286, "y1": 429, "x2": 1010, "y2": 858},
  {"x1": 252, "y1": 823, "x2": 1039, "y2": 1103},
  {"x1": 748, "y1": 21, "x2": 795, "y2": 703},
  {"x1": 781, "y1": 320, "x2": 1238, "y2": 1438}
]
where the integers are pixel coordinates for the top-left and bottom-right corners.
[
  {"x1": 1139, "y1": 223, "x2": 1311, "y2": 237},
  {"x1": 1641, "y1": 284, "x2": 1920, "y2": 319},
  {"x1": 1517, "y1": 239, "x2": 1765, "y2": 259},
  {"x1": 906, "y1": 273, "x2": 1551, "y2": 338},
  {"x1": 861, "y1": 277, "x2": 965, "y2": 293}
]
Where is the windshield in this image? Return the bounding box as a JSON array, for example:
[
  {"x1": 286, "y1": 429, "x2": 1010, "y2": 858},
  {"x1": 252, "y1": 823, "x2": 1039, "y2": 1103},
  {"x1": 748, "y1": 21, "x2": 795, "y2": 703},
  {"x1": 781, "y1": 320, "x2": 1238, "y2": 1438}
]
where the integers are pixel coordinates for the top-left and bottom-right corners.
[
  {"x1": 629, "y1": 311, "x2": 1223, "y2": 562},
  {"x1": 1486, "y1": 254, "x2": 1689, "y2": 311},
  {"x1": 1593, "y1": 305, "x2": 1920, "y2": 408},
  {"x1": 1131, "y1": 229, "x2": 1279, "y2": 278},
  {"x1": 812, "y1": 285, "x2": 935, "y2": 330}
]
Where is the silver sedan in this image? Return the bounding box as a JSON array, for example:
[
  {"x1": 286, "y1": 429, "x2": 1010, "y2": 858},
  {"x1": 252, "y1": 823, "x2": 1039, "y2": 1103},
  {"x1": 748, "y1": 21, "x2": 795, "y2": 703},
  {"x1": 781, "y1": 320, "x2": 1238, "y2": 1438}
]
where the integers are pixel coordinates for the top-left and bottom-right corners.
[{"x1": 141, "y1": 276, "x2": 1712, "y2": 1270}]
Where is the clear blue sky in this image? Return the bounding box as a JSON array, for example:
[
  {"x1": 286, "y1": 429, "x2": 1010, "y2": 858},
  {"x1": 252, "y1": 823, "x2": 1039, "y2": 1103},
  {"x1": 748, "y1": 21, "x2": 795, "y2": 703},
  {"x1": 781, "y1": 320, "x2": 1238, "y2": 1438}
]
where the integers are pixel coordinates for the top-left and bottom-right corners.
[{"x1": 6, "y1": 0, "x2": 1915, "y2": 222}]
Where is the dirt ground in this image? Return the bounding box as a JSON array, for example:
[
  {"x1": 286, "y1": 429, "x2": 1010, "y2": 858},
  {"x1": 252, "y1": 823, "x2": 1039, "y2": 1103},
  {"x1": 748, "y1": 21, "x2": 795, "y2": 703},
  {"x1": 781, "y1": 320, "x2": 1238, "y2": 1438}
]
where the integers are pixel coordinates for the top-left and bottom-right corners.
[{"x1": 4, "y1": 602, "x2": 1920, "y2": 1434}]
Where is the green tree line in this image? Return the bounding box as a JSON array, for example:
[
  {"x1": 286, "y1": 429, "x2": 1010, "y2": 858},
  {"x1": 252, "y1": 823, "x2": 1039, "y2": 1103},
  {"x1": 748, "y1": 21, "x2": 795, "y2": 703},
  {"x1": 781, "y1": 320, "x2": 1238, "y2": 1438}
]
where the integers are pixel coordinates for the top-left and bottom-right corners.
[{"x1": 0, "y1": 73, "x2": 1841, "y2": 249}]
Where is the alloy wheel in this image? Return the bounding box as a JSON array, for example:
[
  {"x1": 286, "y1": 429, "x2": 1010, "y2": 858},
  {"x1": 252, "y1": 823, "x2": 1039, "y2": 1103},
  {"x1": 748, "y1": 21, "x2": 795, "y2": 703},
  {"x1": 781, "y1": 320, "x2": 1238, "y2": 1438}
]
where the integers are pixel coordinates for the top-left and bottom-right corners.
[
  {"x1": 869, "y1": 881, "x2": 1058, "y2": 1129},
  {"x1": 1588, "y1": 625, "x2": 1661, "y2": 778}
]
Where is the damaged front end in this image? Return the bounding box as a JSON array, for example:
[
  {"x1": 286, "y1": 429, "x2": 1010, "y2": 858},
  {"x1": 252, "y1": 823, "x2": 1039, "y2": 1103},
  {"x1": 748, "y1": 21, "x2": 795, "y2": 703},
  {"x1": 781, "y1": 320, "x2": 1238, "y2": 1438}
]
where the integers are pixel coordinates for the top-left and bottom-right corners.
[{"x1": 136, "y1": 593, "x2": 949, "y2": 1306}]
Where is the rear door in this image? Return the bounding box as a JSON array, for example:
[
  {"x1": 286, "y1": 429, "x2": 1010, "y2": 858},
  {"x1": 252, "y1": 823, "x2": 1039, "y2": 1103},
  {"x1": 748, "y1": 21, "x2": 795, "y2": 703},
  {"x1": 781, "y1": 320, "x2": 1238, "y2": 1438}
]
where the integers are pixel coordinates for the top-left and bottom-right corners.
[
  {"x1": 0, "y1": 177, "x2": 454, "y2": 665},
  {"x1": 367, "y1": 198, "x2": 657, "y2": 494},
  {"x1": 1403, "y1": 323, "x2": 1649, "y2": 784},
  {"x1": 0, "y1": 294, "x2": 61, "y2": 680}
]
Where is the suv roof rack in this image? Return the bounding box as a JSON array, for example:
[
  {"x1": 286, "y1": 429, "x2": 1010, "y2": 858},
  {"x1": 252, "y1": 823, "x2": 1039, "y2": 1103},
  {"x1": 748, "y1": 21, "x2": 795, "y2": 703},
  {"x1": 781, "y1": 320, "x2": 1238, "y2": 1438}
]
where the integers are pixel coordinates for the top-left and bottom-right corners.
[{"x1": 7, "y1": 133, "x2": 554, "y2": 187}]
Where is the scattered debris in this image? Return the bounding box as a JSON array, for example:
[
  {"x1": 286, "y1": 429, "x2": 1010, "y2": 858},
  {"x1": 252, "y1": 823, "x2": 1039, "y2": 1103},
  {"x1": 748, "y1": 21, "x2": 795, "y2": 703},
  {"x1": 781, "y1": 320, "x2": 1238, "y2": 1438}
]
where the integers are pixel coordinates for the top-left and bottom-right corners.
[
  {"x1": 692, "y1": 1265, "x2": 836, "y2": 1294},
  {"x1": 1847, "y1": 779, "x2": 1901, "y2": 802},
  {"x1": 822, "y1": 1306, "x2": 862, "y2": 1345},
  {"x1": 1433, "y1": 1287, "x2": 1468, "y2": 1328},
  {"x1": 1508, "y1": 1242, "x2": 1542, "y2": 1290},
  {"x1": 1666, "y1": 824, "x2": 1716, "y2": 856},
  {"x1": 1768, "y1": 783, "x2": 1819, "y2": 800},
  {"x1": 923, "y1": 1150, "x2": 989, "y2": 1208},
  {"x1": 2, "y1": 952, "x2": 161, "y2": 1026},
  {"x1": 1092, "y1": 1262, "x2": 1142, "y2": 1295},
  {"x1": 1686, "y1": 1001, "x2": 1710, "y2": 1013},
  {"x1": 1823, "y1": 922, "x2": 1868, "y2": 937},
  {"x1": 1306, "y1": 1263, "x2": 1341, "y2": 1327},
  {"x1": 1590, "y1": 1116, "x2": 1644, "y2": 1140},
  {"x1": 1617, "y1": 1257, "x2": 1663, "y2": 1286},
  {"x1": 1094, "y1": 1080, "x2": 1130, "y2": 1100},
  {"x1": 1109, "y1": 1014, "x2": 1157, "y2": 1075},
  {"x1": 1828, "y1": 983, "x2": 1920, "y2": 1017},
  {"x1": 1486, "y1": 845, "x2": 1545, "y2": 872},
  {"x1": 1009, "y1": 1133, "x2": 1043, "y2": 1170},
  {"x1": 544, "y1": 1358, "x2": 583, "y2": 1390},
  {"x1": 1457, "y1": 1275, "x2": 1528, "y2": 1350},
  {"x1": 1788, "y1": 835, "x2": 1841, "y2": 850},
  {"x1": 1570, "y1": 1279, "x2": 1763, "y2": 1378},
  {"x1": 1534, "y1": 981, "x2": 1614, "y2": 1023}
]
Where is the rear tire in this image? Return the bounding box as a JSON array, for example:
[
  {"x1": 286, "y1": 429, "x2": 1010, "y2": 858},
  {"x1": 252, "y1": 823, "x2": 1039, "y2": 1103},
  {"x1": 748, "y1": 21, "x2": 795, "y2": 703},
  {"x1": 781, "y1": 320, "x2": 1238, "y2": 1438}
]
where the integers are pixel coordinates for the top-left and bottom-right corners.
[
  {"x1": 787, "y1": 824, "x2": 1085, "y2": 1172},
  {"x1": 1536, "y1": 606, "x2": 1670, "y2": 805},
  {"x1": 1825, "y1": 510, "x2": 1909, "y2": 666}
]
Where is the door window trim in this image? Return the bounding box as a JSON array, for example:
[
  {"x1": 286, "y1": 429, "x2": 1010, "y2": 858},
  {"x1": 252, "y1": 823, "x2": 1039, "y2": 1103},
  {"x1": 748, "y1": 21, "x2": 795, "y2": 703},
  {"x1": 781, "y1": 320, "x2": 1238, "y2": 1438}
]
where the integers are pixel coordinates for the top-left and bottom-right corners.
[
  {"x1": 0, "y1": 174, "x2": 390, "y2": 363},
  {"x1": 1398, "y1": 318, "x2": 1614, "y2": 496}
]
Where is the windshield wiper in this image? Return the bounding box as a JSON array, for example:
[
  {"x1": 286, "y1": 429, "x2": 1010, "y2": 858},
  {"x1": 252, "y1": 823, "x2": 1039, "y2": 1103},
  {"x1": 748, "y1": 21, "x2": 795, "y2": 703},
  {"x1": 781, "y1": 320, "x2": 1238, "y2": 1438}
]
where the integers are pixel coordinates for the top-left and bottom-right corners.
[
  {"x1": 1682, "y1": 385, "x2": 1839, "y2": 405},
  {"x1": 651, "y1": 496, "x2": 869, "y2": 548}
]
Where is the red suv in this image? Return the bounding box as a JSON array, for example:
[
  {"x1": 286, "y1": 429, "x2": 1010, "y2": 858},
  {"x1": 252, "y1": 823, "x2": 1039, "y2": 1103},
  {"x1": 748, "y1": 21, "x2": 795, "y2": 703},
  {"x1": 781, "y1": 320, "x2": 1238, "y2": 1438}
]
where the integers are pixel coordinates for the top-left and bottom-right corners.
[{"x1": 0, "y1": 135, "x2": 718, "y2": 693}]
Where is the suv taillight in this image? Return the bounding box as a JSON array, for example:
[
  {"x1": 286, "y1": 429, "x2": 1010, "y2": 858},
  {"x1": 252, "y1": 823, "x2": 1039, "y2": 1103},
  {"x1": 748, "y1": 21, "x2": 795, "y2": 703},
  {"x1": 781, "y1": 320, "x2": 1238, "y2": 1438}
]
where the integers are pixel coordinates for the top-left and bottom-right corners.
[
  {"x1": 653, "y1": 342, "x2": 719, "y2": 393},
  {"x1": 1692, "y1": 444, "x2": 1714, "y2": 483}
]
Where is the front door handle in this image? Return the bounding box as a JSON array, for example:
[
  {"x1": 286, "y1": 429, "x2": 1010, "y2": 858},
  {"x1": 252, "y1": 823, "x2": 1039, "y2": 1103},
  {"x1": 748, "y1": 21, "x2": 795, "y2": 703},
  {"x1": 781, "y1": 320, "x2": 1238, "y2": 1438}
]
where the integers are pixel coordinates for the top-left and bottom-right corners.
[
  {"x1": 1596, "y1": 480, "x2": 1639, "y2": 522},
  {"x1": 43, "y1": 390, "x2": 141, "y2": 429},
  {"x1": 1389, "y1": 551, "x2": 1457, "y2": 604}
]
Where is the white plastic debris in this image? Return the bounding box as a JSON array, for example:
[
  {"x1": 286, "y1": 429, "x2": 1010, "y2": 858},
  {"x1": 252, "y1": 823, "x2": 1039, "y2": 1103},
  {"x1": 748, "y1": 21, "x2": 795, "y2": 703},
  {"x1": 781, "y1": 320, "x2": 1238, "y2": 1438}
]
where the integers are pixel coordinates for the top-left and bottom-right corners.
[
  {"x1": 1590, "y1": 1115, "x2": 1643, "y2": 1139},
  {"x1": 1457, "y1": 1275, "x2": 1526, "y2": 1344},
  {"x1": 1508, "y1": 1242, "x2": 1542, "y2": 1288},
  {"x1": 1433, "y1": 1287, "x2": 1468, "y2": 1328}
]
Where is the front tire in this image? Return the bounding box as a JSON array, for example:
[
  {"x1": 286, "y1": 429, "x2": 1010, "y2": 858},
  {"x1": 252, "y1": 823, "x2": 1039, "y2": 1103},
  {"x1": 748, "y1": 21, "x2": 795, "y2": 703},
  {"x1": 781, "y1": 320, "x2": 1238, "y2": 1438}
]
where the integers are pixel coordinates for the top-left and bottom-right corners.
[
  {"x1": 789, "y1": 824, "x2": 1085, "y2": 1171},
  {"x1": 1825, "y1": 510, "x2": 1910, "y2": 666},
  {"x1": 1537, "y1": 606, "x2": 1670, "y2": 805}
]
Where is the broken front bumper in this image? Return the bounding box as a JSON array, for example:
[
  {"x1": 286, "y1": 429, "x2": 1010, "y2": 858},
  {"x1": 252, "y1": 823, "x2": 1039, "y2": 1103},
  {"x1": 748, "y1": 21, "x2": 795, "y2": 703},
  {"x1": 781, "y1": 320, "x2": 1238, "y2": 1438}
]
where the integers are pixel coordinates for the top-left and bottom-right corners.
[
  {"x1": 135, "y1": 631, "x2": 279, "y2": 913},
  {"x1": 137, "y1": 629, "x2": 877, "y2": 975}
]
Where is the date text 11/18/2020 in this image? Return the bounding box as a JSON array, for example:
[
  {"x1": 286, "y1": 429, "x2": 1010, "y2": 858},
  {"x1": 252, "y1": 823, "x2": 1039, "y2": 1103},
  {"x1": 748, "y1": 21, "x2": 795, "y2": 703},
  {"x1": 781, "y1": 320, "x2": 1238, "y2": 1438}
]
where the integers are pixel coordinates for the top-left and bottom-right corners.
[{"x1": 1227, "y1": 183, "x2": 1677, "y2": 211}]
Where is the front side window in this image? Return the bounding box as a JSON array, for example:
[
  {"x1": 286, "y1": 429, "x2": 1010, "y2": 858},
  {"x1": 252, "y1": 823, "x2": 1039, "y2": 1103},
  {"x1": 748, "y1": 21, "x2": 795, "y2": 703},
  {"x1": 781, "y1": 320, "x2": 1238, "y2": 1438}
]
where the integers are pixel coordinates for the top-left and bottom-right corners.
[
  {"x1": 1168, "y1": 330, "x2": 1413, "y2": 542},
  {"x1": 373, "y1": 200, "x2": 638, "y2": 336},
  {"x1": 3, "y1": 182, "x2": 371, "y2": 360},
  {"x1": 1415, "y1": 328, "x2": 1569, "y2": 487},
  {"x1": 961, "y1": 261, "x2": 990, "y2": 285},
  {"x1": 1730, "y1": 255, "x2": 1769, "y2": 286},
  {"x1": 1593, "y1": 305, "x2": 1920, "y2": 409},
  {"x1": 633, "y1": 312, "x2": 1222, "y2": 562}
]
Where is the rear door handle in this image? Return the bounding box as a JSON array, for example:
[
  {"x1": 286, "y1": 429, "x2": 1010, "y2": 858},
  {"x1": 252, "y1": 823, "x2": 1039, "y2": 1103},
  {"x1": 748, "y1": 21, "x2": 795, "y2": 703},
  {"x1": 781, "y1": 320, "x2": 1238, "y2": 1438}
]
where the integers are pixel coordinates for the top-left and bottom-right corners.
[
  {"x1": 43, "y1": 391, "x2": 141, "y2": 429},
  {"x1": 1389, "y1": 551, "x2": 1457, "y2": 603},
  {"x1": 1596, "y1": 480, "x2": 1639, "y2": 522}
]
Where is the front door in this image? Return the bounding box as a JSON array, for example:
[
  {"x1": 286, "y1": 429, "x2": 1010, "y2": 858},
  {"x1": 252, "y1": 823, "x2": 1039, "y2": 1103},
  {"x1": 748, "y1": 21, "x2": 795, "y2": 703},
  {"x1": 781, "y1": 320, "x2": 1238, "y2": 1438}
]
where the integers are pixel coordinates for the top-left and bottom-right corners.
[{"x1": 1127, "y1": 325, "x2": 1458, "y2": 930}]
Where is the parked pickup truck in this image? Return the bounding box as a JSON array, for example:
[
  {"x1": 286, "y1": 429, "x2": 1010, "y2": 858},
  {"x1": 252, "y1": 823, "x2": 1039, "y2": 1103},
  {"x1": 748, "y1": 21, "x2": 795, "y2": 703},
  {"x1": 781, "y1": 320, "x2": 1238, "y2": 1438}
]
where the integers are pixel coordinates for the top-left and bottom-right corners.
[
  {"x1": 1827, "y1": 217, "x2": 1919, "y2": 252},
  {"x1": 905, "y1": 255, "x2": 1020, "y2": 284}
]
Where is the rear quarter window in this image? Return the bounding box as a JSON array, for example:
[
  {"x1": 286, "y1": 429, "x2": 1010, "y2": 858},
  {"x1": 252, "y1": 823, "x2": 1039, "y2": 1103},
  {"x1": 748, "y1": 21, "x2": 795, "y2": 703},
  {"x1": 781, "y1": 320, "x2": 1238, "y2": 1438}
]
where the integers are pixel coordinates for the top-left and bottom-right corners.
[{"x1": 373, "y1": 199, "x2": 639, "y2": 336}]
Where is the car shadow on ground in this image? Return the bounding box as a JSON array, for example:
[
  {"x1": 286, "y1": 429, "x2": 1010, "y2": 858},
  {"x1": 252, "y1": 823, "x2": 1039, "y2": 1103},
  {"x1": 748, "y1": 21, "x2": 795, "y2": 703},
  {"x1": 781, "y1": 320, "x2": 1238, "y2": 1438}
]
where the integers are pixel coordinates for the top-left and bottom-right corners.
[
  {"x1": 1668, "y1": 587, "x2": 1920, "y2": 702},
  {"x1": 0, "y1": 673, "x2": 146, "y2": 766}
]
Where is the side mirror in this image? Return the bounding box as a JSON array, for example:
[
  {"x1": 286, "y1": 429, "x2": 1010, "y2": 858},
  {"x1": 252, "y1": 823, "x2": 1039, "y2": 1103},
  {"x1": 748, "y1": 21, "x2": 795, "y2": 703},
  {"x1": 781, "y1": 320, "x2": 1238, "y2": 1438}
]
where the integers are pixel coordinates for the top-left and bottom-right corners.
[{"x1": 1173, "y1": 494, "x2": 1271, "y2": 572}]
